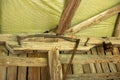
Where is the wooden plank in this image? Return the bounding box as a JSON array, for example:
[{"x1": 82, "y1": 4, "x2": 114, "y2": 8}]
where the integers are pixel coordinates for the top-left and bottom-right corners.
[
  {"x1": 14, "y1": 42, "x2": 95, "y2": 52},
  {"x1": 0, "y1": 47, "x2": 7, "y2": 80},
  {"x1": 87, "y1": 50, "x2": 96, "y2": 73},
  {"x1": 82, "y1": 64, "x2": 91, "y2": 74},
  {"x1": 7, "y1": 53, "x2": 18, "y2": 80},
  {"x1": 0, "y1": 56, "x2": 47, "y2": 67},
  {"x1": 82, "y1": 51, "x2": 91, "y2": 74},
  {"x1": 66, "y1": 4, "x2": 120, "y2": 33},
  {"x1": 62, "y1": 64, "x2": 73, "y2": 75},
  {"x1": 18, "y1": 54, "x2": 27, "y2": 80},
  {"x1": 40, "y1": 53, "x2": 49, "y2": 80},
  {"x1": 113, "y1": 47, "x2": 120, "y2": 72},
  {"x1": 41, "y1": 67, "x2": 49, "y2": 80},
  {"x1": 28, "y1": 53, "x2": 41, "y2": 80},
  {"x1": 105, "y1": 51, "x2": 117, "y2": 73},
  {"x1": 96, "y1": 47, "x2": 110, "y2": 73},
  {"x1": 73, "y1": 54, "x2": 84, "y2": 74},
  {"x1": 67, "y1": 72, "x2": 120, "y2": 80},
  {"x1": 48, "y1": 48, "x2": 63, "y2": 80},
  {"x1": 91, "y1": 48, "x2": 103, "y2": 73},
  {"x1": 60, "y1": 54, "x2": 120, "y2": 64}
]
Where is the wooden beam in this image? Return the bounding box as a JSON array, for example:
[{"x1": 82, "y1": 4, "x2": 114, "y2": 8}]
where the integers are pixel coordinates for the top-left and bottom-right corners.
[
  {"x1": 0, "y1": 56, "x2": 47, "y2": 67},
  {"x1": 48, "y1": 48, "x2": 63, "y2": 80},
  {"x1": 13, "y1": 42, "x2": 95, "y2": 52},
  {"x1": 56, "y1": 0, "x2": 81, "y2": 34},
  {"x1": 113, "y1": 13, "x2": 120, "y2": 37},
  {"x1": 60, "y1": 54, "x2": 120, "y2": 64},
  {"x1": 67, "y1": 72, "x2": 120, "y2": 80},
  {"x1": 66, "y1": 4, "x2": 120, "y2": 33}
]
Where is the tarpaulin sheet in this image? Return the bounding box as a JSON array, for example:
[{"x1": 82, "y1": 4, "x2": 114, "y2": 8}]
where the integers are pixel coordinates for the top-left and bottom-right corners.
[{"x1": 0, "y1": 0, "x2": 120, "y2": 37}]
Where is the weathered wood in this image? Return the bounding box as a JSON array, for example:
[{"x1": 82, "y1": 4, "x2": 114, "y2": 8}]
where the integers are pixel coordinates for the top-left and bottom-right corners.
[
  {"x1": 113, "y1": 47, "x2": 120, "y2": 72},
  {"x1": 60, "y1": 54, "x2": 120, "y2": 64},
  {"x1": 96, "y1": 47, "x2": 110, "y2": 73},
  {"x1": 7, "y1": 53, "x2": 17, "y2": 80},
  {"x1": 56, "y1": 0, "x2": 81, "y2": 34},
  {"x1": 91, "y1": 48, "x2": 103, "y2": 73},
  {"x1": 40, "y1": 67, "x2": 49, "y2": 80},
  {"x1": 87, "y1": 50, "x2": 96, "y2": 73},
  {"x1": 18, "y1": 54, "x2": 27, "y2": 80},
  {"x1": 66, "y1": 4, "x2": 120, "y2": 33},
  {"x1": 82, "y1": 64, "x2": 91, "y2": 73},
  {"x1": 48, "y1": 48, "x2": 63, "y2": 80},
  {"x1": 0, "y1": 56, "x2": 47, "y2": 67},
  {"x1": 28, "y1": 53, "x2": 42, "y2": 80},
  {"x1": 82, "y1": 51, "x2": 91, "y2": 74},
  {"x1": 67, "y1": 72, "x2": 120, "y2": 80},
  {"x1": 0, "y1": 47, "x2": 7, "y2": 80},
  {"x1": 113, "y1": 13, "x2": 120, "y2": 37},
  {"x1": 14, "y1": 42, "x2": 95, "y2": 52},
  {"x1": 1, "y1": 34, "x2": 120, "y2": 51},
  {"x1": 105, "y1": 51, "x2": 117, "y2": 73}
]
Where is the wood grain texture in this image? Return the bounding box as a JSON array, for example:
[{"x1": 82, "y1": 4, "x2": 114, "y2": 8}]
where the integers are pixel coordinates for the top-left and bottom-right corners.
[
  {"x1": 56, "y1": 0, "x2": 81, "y2": 34},
  {"x1": 0, "y1": 56, "x2": 47, "y2": 67},
  {"x1": 7, "y1": 53, "x2": 17, "y2": 80},
  {"x1": 113, "y1": 13, "x2": 120, "y2": 37},
  {"x1": 0, "y1": 47, "x2": 7, "y2": 80},
  {"x1": 28, "y1": 53, "x2": 41, "y2": 80},
  {"x1": 67, "y1": 72, "x2": 120, "y2": 80},
  {"x1": 66, "y1": 4, "x2": 120, "y2": 33},
  {"x1": 18, "y1": 54, "x2": 27, "y2": 80},
  {"x1": 48, "y1": 48, "x2": 63, "y2": 80},
  {"x1": 60, "y1": 54, "x2": 120, "y2": 64}
]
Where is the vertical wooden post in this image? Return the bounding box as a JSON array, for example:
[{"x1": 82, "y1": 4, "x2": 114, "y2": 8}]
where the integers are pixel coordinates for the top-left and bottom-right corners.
[{"x1": 48, "y1": 48, "x2": 63, "y2": 80}]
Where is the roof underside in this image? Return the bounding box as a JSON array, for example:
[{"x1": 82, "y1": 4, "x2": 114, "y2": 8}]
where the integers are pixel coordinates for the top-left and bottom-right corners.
[{"x1": 0, "y1": 0, "x2": 120, "y2": 37}]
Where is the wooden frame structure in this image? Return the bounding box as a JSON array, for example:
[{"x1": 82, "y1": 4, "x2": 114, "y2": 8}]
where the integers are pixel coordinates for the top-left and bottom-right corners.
[
  {"x1": 0, "y1": 0, "x2": 120, "y2": 80},
  {"x1": 0, "y1": 34, "x2": 120, "y2": 80}
]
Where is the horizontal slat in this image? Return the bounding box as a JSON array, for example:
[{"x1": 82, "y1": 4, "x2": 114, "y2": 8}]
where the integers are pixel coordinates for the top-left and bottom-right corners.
[
  {"x1": 60, "y1": 54, "x2": 120, "y2": 64},
  {"x1": 67, "y1": 72, "x2": 120, "y2": 80},
  {"x1": 0, "y1": 56, "x2": 47, "y2": 67},
  {"x1": 0, "y1": 34, "x2": 120, "y2": 52},
  {"x1": 14, "y1": 42, "x2": 95, "y2": 51}
]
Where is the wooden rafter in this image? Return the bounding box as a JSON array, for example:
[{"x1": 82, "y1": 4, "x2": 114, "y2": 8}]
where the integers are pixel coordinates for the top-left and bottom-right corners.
[
  {"x1": 56, "y1": 0, "x2": 81, "y2": 34},
  {"x1": 66, "y1": 4, "x2": 120, "y2": 34}
]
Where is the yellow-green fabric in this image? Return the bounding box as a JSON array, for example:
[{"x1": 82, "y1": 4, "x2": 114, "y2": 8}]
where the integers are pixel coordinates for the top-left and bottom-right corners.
[{"x1": 0, "y1": 0, "x2": 120, "y2": 37}]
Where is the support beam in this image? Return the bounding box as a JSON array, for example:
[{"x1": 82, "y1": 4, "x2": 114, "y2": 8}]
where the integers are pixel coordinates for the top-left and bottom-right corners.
[
  {"x1": 66, "y1": 4, "x2": 120, "y2": 34},
  {"x1": 56, "y1": 0, "x2": 81, "y2": 34}
]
